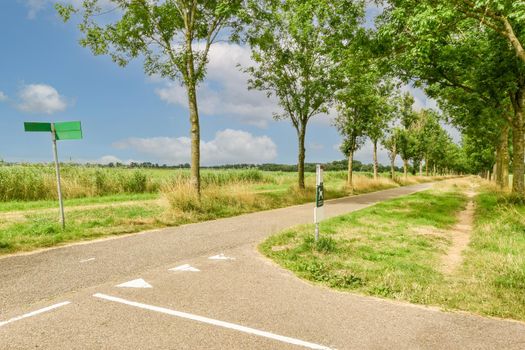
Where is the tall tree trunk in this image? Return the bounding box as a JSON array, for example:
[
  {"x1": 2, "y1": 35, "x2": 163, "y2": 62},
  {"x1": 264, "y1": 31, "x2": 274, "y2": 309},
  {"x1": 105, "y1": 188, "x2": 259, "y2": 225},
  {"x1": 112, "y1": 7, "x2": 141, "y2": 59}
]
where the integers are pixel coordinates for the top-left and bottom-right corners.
[
  {"x1": 511, "y1": 90, "x2": 525, "y2": 194},
  {"x1": 512, "y1": 120, "x2": 524, "y2": 193},
  {"x1": 373, "y1": 139, "x2": 378, "y2": 180},
  {"x1": 425, "y1": 158, "x2": 429, "y2": 176},
  {"x1": 389, "y1": 143, "x2": 397, "y2": 180},
  {"x1": 348, "y1": 150, "x2": 354, "y2": 192},
  {"x1": 419, "y1": 161, "x2": 423, "y2": 176},
  {"x1": 297, "y1": 125, "x2": 306, "y2": 189},
  {"x1": 500, "y1": 124, "x2": 510, "y2": 189},
  {"x1": 185, "y1": 29, "x2": 200, "y2": 195},
  {"x1": 494, "y1": 148, "x2": 500, "y2": 183},
  {"x1": 187, "y1": 82, "x2": 201, "y2": 195},
  {"x1": 403, "y1": 158, "x2": 408, "y2": 180},
  {"x1": 390, "y1": 154, "x2": 396, "y2": 180},
  {"x1": 495, "y1": 124, "x2": 511, "y2": 188}
]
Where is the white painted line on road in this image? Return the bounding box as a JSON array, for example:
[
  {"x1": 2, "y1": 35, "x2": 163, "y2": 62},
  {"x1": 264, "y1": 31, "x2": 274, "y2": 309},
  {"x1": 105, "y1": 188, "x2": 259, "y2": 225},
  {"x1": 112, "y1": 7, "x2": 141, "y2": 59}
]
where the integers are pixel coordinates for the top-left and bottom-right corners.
[
  {"x1": 208, "y1": 253, "x2": 235, "y2": 261},
  {"x1": 0, "y1": 301, "x2": 71, "y2": 328},
  {"x1": 93, "y1": 293, "x2": 332, "y2": 350},
  {"x1": 169, "y1": 264, "x2": 200, "y2": 272},
  {"x1": 80, "y1": 258, "x2": 96, "y2": 263},
  {"x1": 116, "y1": 278, "x2": 152, "y2": 289}
]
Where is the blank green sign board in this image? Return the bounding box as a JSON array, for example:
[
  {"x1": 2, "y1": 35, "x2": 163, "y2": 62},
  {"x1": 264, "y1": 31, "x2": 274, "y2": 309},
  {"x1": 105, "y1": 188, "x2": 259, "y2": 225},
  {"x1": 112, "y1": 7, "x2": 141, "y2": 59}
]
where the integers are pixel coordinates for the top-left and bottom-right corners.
[
  {"x1": 54, "y1": 121, "x2": 82, "y2": 140},
  {"x1": 24, "y1": 121, "x2": 82, "y2": 140},
  {"x1": 24, "y1": 122, "x2": 52, "y2": 132}
]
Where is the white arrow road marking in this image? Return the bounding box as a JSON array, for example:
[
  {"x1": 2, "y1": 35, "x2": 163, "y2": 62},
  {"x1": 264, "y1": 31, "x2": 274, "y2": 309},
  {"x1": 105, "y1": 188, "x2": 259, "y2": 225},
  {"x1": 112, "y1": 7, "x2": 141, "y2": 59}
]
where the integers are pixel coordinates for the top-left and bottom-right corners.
[
  {"x1": 93, "y1": 293, "x2": 333, "y2": 350},
  {"x1": 169, "y1": 264, "x2": 200, "y2": 272},
  {"x1": 116, "y1": 279, "x2": 152, "y2": 289},
  {"x1": 0, "y1": 301, "x2": 71, "y2": 328},
  {"x1": 80, "y1": 258, "x2": 95, "y2": 263},
  {"x1": 208, "y1": 253, "x2": 235, "y2": 261}
]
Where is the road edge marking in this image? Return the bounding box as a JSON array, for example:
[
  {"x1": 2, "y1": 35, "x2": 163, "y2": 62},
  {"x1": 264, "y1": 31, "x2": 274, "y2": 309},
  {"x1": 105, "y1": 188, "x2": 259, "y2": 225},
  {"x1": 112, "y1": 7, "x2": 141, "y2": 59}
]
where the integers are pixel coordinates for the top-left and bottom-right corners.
[
  {"x1": 116, "y1": 278, "x2": 153, "y2": 289},
  {"x1": 0, "y1": 301, "x2": 71, "y2": 328},
  {"x1": 93, "y1": 293, "x2": 332, "y2": 350},
  {"x1": 169, "y1": 264, "x2": 200, "y2": 272}
]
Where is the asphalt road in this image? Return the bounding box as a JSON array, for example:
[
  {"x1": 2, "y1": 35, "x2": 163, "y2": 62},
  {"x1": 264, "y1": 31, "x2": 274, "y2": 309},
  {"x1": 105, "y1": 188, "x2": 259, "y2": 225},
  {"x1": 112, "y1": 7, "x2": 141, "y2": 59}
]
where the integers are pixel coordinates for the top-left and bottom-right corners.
[{"x1": 1, "y1": 183, "x2": 524, "y2": 349}]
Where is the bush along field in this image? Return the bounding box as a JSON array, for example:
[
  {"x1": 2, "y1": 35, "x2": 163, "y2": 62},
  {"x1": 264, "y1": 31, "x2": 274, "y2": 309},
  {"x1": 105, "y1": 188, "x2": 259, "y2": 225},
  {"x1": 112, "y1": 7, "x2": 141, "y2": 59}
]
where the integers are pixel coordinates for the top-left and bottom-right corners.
[
  {"x1": 260, "y1": 178, "x2": 525, "y2": 322},
  {"x1": 0, "y1": 164, "x2": 449, "y2": 255}
]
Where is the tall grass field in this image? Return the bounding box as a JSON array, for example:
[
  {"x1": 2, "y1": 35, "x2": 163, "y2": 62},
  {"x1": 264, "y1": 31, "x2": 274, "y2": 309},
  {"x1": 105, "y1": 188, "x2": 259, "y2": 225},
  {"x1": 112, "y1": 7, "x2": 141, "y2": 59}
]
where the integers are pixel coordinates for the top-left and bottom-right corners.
[{"x1": 0, "y1": 165, "x2": 276, "y2": 201}]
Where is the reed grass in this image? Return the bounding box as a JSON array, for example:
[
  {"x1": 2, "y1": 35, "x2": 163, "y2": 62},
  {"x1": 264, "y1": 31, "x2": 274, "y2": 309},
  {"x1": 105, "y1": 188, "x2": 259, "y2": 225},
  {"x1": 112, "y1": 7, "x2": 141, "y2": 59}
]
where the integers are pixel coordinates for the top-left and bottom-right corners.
[{"x1": 0, "y1": 165, "x2": 275, "y2": 201}]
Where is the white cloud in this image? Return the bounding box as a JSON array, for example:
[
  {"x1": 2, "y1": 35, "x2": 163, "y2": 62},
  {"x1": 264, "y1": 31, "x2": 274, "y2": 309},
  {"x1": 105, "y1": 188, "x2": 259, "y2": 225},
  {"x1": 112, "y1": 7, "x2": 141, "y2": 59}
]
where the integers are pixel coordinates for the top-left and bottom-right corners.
[
  {"x1": 23, "y1": 0, "x2": 114, "y2": 19},
  {"x1": 113, "y1": 129, "x2": 277, "y2": 166},
  {"x1": 98, "y1": 155, "x2": 122, "y2": 164},
  {"x1": 17, "y1": 84, "x2": 67, "y2": 114},
  {"x1": 0, "y1": 91, "x2": 7, "y2": 102},
  {"x1": 24, "y1": 0, "x2": 46, "y2": 19},
  {"x1": 155, "y1": 43, "x2": 280, "y2": 128}
]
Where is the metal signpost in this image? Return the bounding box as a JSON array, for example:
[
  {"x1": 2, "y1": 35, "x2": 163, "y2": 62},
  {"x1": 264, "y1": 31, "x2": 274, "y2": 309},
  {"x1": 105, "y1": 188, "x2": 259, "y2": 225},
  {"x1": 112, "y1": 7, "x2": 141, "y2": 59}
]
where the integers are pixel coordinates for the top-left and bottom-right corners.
[
  {"x1": 24, "y1": 121, "x2": 83, "y2": 229},
  {"x1": 314, "y1": 164, "x2": 324, "y2": 241}
]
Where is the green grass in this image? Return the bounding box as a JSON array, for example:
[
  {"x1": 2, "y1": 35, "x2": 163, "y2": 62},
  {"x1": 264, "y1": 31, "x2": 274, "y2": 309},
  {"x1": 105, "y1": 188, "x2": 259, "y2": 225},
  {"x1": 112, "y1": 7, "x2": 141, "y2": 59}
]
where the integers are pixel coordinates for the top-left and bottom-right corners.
[
  {"x1": 260, "y1": 180, "x2": 525, "y2": 321},
  {"x1": 260, "y1": 185, "x2": 466, "y2": 297},
  {"x1": 0, "y1": 193, "x2": 160, "y2": 212},
  {"x1": 0, "y1": 204, "x2": 168, "y2": 252},
  {"x1": 445, "y1": 190, "x2": 525, "y2": 320}
]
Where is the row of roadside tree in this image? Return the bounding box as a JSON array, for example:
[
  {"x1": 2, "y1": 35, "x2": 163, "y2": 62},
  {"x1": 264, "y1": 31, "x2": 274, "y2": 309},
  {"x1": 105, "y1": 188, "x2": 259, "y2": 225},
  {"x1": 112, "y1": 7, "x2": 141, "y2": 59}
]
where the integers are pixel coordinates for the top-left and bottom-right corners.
[{"x1": 56, "y1": 0, "x2": 520, "y2": 194}]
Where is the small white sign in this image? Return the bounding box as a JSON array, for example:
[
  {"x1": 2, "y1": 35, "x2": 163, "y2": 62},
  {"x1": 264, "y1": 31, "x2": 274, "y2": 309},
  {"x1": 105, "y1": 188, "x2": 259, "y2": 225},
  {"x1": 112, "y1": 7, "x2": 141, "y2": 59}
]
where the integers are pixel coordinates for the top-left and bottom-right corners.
[{"x1": 314, "y1": 206, "x2": 325, "y2": 223}]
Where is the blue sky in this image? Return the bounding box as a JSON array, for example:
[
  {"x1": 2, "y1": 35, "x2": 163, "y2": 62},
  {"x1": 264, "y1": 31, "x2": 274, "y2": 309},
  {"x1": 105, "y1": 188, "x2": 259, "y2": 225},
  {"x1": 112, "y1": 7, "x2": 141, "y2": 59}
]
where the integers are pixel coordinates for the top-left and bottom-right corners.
[{"x1": 0, "y1": 1, "x2": 439, "y2": 166}]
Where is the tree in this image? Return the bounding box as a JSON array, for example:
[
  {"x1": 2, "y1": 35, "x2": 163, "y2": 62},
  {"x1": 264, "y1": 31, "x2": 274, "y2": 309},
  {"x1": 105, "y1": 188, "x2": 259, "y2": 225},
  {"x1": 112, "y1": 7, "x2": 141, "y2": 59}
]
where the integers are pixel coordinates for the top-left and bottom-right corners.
[
  {"x1": 334, "y1": 61, "x2": 376, "y2": 191},
  {"x1": 382, "y1": 127, "x2": 402, "y2": 179},
  {"x1": 378, "y1": 0, "x2": 520, "y2": 191},
  {"x1": 397, "y1": 93, "x2": 417, "y2": 179},
  {"x1": 335, "y1": 103, "x2": 367, "y2": 192},
  {"x1": 410, "y1": 109, "x2": 442, "y2": 176},
  {"x1": 365, "y1": 77, "x2": 397, "y2": 179},
  {"x1": 244, "y1": 0, "x2": 364, "y2": 189},
  {"x1": 450, "y1": 1, "x2": 525, "y2": 64},
  {"x1": 56, "y1": 0, "x2": 243, "y2": 194}
]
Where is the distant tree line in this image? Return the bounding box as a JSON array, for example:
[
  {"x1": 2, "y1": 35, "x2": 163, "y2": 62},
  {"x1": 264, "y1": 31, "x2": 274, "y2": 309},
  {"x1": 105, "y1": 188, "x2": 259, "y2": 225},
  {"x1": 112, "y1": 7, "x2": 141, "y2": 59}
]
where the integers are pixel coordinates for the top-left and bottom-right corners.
[{"x1": 0, "y1": 160, "x2": 403, "y2": 174}]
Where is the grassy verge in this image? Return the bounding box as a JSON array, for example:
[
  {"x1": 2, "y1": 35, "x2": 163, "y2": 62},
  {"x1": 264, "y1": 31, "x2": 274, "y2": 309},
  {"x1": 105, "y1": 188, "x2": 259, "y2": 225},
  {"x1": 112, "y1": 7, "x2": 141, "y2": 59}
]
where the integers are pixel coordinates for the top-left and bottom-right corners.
[
  {"x1": 260, "y1": 179, "x2": 525, "y2": 321},
  {"x1": 0, "y1": 193, "x2": 160, "y2": 212},
  {"x1": 0, "y1": 204, "x2": 168, "y2": 252},
  {"x1": 446, "y1": 188, "x2": 525, "y2": 320}
]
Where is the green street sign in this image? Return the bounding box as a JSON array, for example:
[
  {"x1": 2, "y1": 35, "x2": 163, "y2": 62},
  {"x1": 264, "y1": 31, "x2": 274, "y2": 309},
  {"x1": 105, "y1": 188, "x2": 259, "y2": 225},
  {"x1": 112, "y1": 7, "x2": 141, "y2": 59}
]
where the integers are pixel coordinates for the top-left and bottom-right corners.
[
  {"x1": 23, "y1": 120, "x2": 83, "y2": 229},
  {"x1": 24, "y1": 122, "x2": 52, "y2": 132},
  {"x1": 54, "y1": 121, "x2": 83, "y2": 140},
  {"x1": 24, "y1": 121, "x2": 82, "y2": 140}
]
